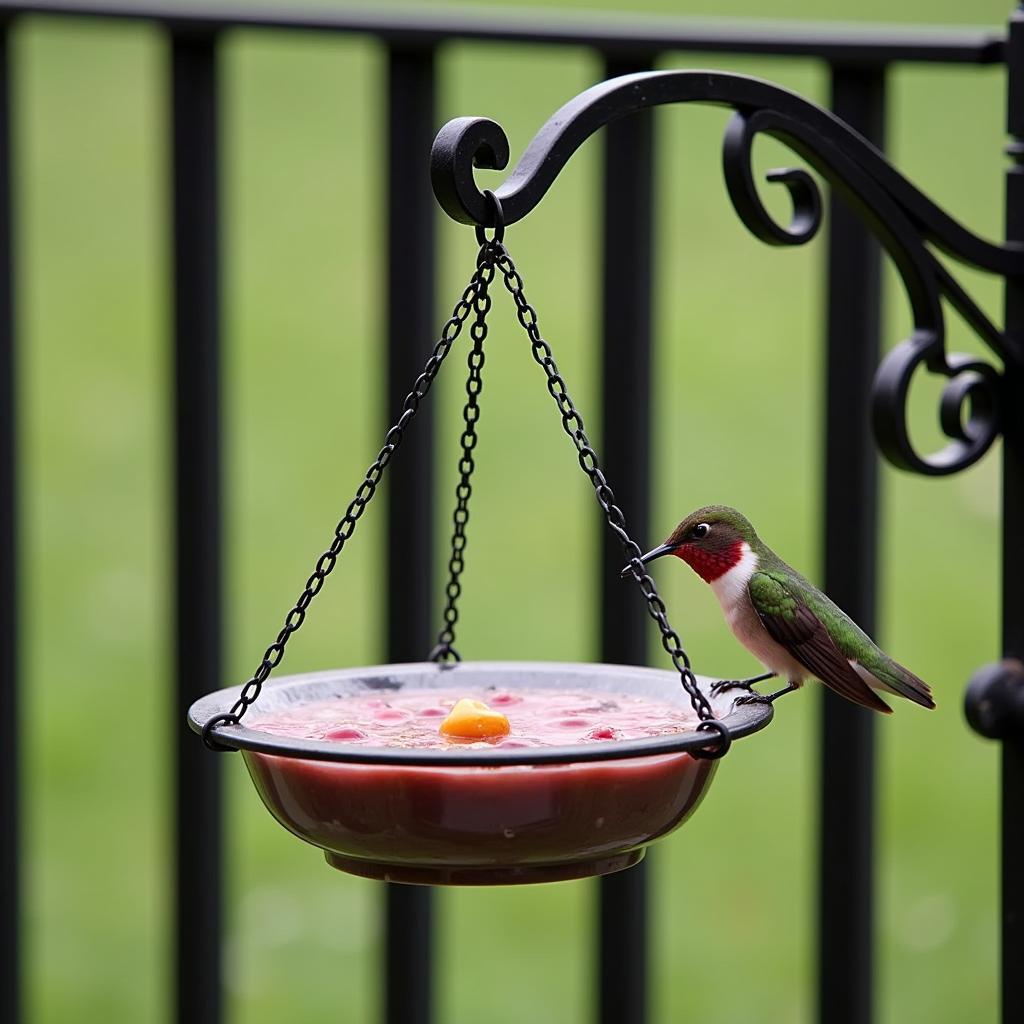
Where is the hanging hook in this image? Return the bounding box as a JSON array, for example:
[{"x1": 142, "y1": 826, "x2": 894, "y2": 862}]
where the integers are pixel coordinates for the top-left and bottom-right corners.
[{"x1": 475, "y1": 189, "x2": 505, "y2": 247}]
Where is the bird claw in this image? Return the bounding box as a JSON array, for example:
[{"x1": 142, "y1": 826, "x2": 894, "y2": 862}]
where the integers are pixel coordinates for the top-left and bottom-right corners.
[
  {"x1": 710, "y1": 672, "x2": 776, "y2": 698},
  {"x1": 734, "y1": 692, "x2": 772, "y2": 707},
  {"x1": 710, "y1": 678, "x2": 754, "y2": 696},
  {"x1": 736, "y1": 681, "x2": 799, "y2": 706}
]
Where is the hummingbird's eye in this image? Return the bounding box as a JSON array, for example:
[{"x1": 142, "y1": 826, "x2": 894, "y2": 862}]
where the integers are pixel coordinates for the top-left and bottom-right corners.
[{"x1": 693, "y1": 523, "x2": 710, "y2": 540}]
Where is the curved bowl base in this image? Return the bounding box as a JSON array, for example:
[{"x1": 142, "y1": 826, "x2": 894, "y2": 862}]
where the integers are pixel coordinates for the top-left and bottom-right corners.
[{"x1": 324, "y1": 849, "x2": 645, "y2": 886}]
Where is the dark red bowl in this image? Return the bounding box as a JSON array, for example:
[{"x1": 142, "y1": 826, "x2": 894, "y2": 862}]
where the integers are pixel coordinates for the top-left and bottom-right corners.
[{"x1": 188, "y1": 662, "x2": 772, "y2": 885}]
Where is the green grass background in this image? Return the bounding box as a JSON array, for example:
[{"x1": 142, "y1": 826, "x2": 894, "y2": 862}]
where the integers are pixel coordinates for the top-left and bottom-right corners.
[{"x1": 15, "y1": 0, "x2": 1012, "y2": 1020}]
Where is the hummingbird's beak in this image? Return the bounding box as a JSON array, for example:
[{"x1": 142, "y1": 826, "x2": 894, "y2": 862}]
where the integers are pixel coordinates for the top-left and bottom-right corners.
[{"x1": 619, "y1": 543, "x2": 676, "y2": 579}]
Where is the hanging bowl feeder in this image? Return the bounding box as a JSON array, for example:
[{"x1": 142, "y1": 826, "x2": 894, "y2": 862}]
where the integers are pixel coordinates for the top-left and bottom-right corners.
[
  {"x1": 190, "y1": 662, "x2": 770, "y2": 885},
  {"x1": 190, "y1": 97, "x2": 778, "y2": 884}
]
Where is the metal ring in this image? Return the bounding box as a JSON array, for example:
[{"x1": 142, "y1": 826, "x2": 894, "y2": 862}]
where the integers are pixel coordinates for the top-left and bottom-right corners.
[
  {"x1": 692, "y1": 719, "x2": 732, "y2": 760},
  {"x1": 427, "y1": 642, "x2": 462, "y2": 663},
  {"x1": 202, "y1": 712, "x2": 240, "y2": 752},
  {"x1": 475, "y1": 189, "x2": 505, "y2": 246}
]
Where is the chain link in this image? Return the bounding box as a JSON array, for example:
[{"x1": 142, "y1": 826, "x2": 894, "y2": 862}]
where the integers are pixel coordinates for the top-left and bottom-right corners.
[
  {"x1": 429, "y1": 253, "x2": 496, "y2": 661},
  {"x1": 202, "y1": 258, "x2": 492, "y2": 748},
  {"x1": 493, "y1": 244, "x2": 715, "y2": 723}
]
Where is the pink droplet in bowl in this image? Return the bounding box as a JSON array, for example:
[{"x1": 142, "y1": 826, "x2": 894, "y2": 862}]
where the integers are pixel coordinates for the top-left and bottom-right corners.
[
  {"x1": 586, "y1": 725, "x2": 619, "y2": 741},
  {"x1": 374, "y1": 709, "x2": 409, "y2": 723},
  {"x1": 325, "y1": 727, "x2": 367, "y2": 742}
]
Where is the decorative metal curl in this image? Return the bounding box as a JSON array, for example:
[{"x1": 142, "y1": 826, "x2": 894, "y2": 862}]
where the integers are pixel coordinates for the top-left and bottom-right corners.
[
  {"x1": 431, "y1": 69, "x2": 1024, "y2": 477},
  {"x1": 872, "y1": 332, "x2": 1002, "y2": 475},
  {"x1": 721, "y1": 110, "x2": 821, "y2": 245}
]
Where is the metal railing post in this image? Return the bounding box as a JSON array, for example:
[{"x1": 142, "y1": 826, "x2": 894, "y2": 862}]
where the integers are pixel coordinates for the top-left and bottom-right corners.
[
  {"x1": 171, "y1": 30, "x2": 224, "y2": 1024},
  {"x1": 1000, "y1": 8, "x2": 1024, "y2": 1021},
  {"x1": 597, "y1": 51, "x2": 657, "y2": 1024},
  {"x1": 383, "y1": 44, "x2": 437, "y2": 1024},
  {"x1": 818, "y1": 63, "x2": 886, "y2": 1024}
]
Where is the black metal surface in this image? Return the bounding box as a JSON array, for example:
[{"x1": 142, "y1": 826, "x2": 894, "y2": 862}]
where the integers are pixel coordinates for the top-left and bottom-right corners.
[
  {"x1": 0, "y1": 23, "x2": 17, "y2": 1024},
  {"x1": 1001, "y1": 8, "x2": 1024, "y2": 1020},
  {"x1": 171, "y1": 31, "x2": 223, "y2": 1024},
  {"x1": 385, "y1": 886, "x2": 432, "y2": 1024},
  {"x1": 384, "y1": 46, "x2": 437, "y2": 1024},
  {"x1": 598, "y1": 857, "x2": 646, "y2": 1024},
  {"x1": 0, "y1": 1, "x2": 1005, "y2": 63},
  {"x1": 386, "y1": 47, "x2": 436, "y2": 665},
  {"x1": 597, "y1": 53, "x2": 656, "y2": 1024},
  {"x1": 189, "y1": 662, "x2": 773, "y2": 765},
  {"x1": 818, "y1": 64, "x2": 885, "y2": 1024}
]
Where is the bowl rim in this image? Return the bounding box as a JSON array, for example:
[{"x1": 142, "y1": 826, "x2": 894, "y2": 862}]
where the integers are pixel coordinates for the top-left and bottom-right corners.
[{"x1": 187, "y1": 660, "x2": 773, "y2": 766}]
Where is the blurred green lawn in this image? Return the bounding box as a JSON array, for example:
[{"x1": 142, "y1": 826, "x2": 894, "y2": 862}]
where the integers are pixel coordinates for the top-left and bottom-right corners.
[{"x1": 16, "y1": 0, "x2": 1013, "y2": 1020}]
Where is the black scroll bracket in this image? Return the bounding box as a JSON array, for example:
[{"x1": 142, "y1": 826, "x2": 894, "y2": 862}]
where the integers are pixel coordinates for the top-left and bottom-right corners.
[
  {"x1": 430, "y1": 69, "x2": 1024, "y2": 740},
  {"x1": 431, "y1": 69, "x2": 1021, "y2": 479}
]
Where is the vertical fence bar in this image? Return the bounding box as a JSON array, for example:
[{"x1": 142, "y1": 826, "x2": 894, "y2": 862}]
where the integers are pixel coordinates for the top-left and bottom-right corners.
[
  {"x1": 1002, "y1": 9, "x2": 1024, "y2": 1022},
  {"x1": 818, "y1": 64, "x2": 886, "y2": 1024},
  {"x1": 597, "y1": 52, "x2": 656, "y2": 1024},
  {"x1": 383, "y1": 45, "x2": 436, "y2": 1024},
  {"x1": 0, "y1": 20, "x2": 17, "y2": 1024},
  {"x1": 171, "y1": 31, "x2": 223, "y2": 1024}
]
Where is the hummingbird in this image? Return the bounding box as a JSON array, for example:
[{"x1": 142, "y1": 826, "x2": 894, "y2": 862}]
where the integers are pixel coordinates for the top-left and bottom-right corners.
[{"x1": 621, "y1": 505, "x2": 934, "y2": 713}]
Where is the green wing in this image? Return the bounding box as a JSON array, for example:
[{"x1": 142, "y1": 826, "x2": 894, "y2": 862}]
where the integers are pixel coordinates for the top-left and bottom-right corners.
[{"x1": 747, "y1": 571, "x2": 892, "y2": 713}]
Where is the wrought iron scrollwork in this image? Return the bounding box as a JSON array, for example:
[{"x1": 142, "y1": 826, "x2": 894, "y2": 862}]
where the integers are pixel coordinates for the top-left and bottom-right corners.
[{"x1": 431, "y1": 70, "x2": 1024, "y2": 476}]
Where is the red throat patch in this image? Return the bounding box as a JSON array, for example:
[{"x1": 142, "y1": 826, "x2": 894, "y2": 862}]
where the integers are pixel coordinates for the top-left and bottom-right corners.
[{"x1": 674, "y1": 539, "x2": 745, "y2": 583}]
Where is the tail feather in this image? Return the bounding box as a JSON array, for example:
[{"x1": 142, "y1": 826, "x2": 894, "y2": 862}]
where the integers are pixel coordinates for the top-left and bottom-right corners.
[{"x1": 865, "y1": 656, "x2": 935, "y2": 710}]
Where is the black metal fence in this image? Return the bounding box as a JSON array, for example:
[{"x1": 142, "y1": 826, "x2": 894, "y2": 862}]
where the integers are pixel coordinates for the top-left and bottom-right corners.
[{"x1": 0, "y1": 4, "x2": 1019, "y2": 1024}]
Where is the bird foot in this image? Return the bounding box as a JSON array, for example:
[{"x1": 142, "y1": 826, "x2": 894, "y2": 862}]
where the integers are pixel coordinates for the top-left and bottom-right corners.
[
  {"x1": 710, "y1": 672, "x2": 776, "y2": 698},
  {"x1": 736, "y1": 681, "x2": 799, "y2": 706},
  {"x1": 735, "y1": 694, "x2": 768, "y2": 707}
]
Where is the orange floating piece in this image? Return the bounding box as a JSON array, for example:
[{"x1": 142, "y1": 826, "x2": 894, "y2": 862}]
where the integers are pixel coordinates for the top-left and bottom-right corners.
[{"x1": 439, "y1": 698, "x2": 511, "y2": 739}]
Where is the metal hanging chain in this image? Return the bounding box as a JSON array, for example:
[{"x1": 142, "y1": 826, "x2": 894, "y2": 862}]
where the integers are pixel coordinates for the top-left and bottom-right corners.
[
  {"x1": 202, "y1": 258, "x2": 492, "y2": 749},
  {"x1": 491, "y1": 238, "x2": 723, "y2": 744},
  {"x1": 429, "y1": 253, "x2": 496, "y2": 662}
]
